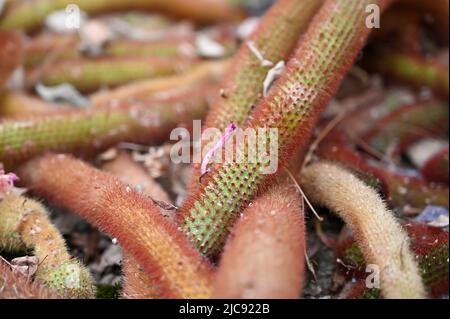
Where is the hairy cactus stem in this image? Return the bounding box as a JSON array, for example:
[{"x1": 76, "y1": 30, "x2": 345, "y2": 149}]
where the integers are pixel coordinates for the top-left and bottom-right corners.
[
  {"x1": 90, "y1": 59, "x2": 229, "y2": 106},
  {"x1": 361, "y1": 100, "x2": 449, "y2": 157},
  {"x1": 179, "y1": 0, "x2": 394, "y2": 257},
  {"x1": 0, "y1": 84, "x2": 213, "y2": 170},
  {"x1": 0, "y1": 0, "x2": 245, "y2": 31},
  {"x1": 0, "y1": 260, "x2": 61, "y2": 299},
  {"x1": 213, "y1": 178, "x2": 305, "y2": 298},
  {"x1": 301, "y1": 161, "x2": 426, "y2": 299},
  {"x1": 317, "y1": 127, "x2": 449, "y2": 210},
  {"x1": 25, "y1": 57, "x2": 196, "y2": 92},
  {"x1": 23, "y1": 32, "x2": 237, "y2": 68},
  {"x1": 0, "y1": 30, "x2": 24, "y2": 88},
  {"x1": 18, "y1": 154, "x2": 214, "y2": 298},
  {"x1": 365, "y1": 50, "x2": 450, "y2": 98},
  {"x1": 335, "y1": 223, "x2": 449, "y2": 298},
  {"x1": 187, "y1": 0, "x2": 324, "y2": 188},
  {"x1": 0, "y1": 92, "x2": 72, "y2": 117},
  {"x1": 101, "y1": 151, "x2": 172, "y2": 298},
  {"x1": 0, "y1": 195, "x2": 95, "y2": 298}
]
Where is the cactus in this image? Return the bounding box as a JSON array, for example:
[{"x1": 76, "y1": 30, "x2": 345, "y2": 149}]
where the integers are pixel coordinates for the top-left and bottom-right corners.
[
  {"x1": 0, "y1": 195, "x2": 96, "y2": 298},
  {"x1": 90, "y1": 59, "x2": 228, "y2": 105},
  {"x1": 362, "y1": 100, "x2": 449, "y2": 156},
  {"x1": 23, "y1": 32, "x2": 236, "y2": 68},
  {"x1": 0, "y1": 84, "x2": 213, "y2": 169},
  {"x1": 188, "y1": 0, "x2": 323, "y2": 186},
  {"x1": 301, "y1": 161, "x2": 425, "y2": 299},
  {"x1": 0, "y1": 30, "x2": 24, "y2": 88},
  {"x1": 101, "y1": 151, "x2": 172, "y2": 298},
  {"x1": 26, "y1": 57, "x2": 196, "y2": 92},
  {"x1": 0, "y1": 260, "x2": 61, "y2": 298},
  {"x1": 366, "y1": 51, "x2": 449, "y2": 98},
  {"x1": 335, "y1": 223, "x2": 449, "y2": 298},
  {"x1": 0, "y1": 0, "x2": 244, "y2": 31},
  {"x1": 213, "y1": 178, "x2": 305, "y2": 298},
  {"x1": 18, "y1": 154, "x2": 214, "y2": 298},
  {"x1": 318, "y1": 128, "x2": 449, "y2": 210},
  {"x1": 179, "y1": 0, "x2": 393, "y2": 257}
]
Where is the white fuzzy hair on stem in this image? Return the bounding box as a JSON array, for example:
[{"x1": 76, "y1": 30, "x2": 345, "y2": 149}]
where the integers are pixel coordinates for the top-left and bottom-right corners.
[{"x1": 301, "y1": 161, "x2": 426, "y2": 299}]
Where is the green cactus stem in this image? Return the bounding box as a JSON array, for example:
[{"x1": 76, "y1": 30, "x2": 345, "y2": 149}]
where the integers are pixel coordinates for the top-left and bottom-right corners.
[
  {"x1": 317, "y1": 127, "x2": 449, "y2": 210},
  {"x1": 179, "y1": 0, "x2": 393, "y2": 257},
  {"x1": 0, "y1": 0, "x2": 245, "y2": 31},
  {"x1": 25, "y1": 57, "x2": 196, "y2": 92},
  {"x1": 0, "y1": 84, "x2": 213, "y2": 169},
  {"x1": 365, "y1": 50, "x2": 449, "y2": 98},
  {"x1": 188, "y1": 0, "x2": 323, "y2": 187},
  {"x1": 0, "y1": 195, "x2": 96, "y2": 298},
  {"x1": 18, "y1": 154, "x2": 214, "y2": 298}
]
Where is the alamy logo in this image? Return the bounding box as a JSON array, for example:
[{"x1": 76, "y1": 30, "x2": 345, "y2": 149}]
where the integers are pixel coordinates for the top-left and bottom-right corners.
[
  {"x1": 170, "y1": 121, "x2": 279, "y2": 175},
  {"x1": 366, "y1": 4, "x2": 381, "y2": 29}
]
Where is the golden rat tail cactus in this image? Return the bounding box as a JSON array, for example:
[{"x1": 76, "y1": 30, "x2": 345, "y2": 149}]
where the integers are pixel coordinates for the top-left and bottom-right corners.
[
  {"x1": 179, "y1": 0, "x2": 393, "y2": 257},
  {"x1": 0, "y1": 0, "x2": 244, "y2": 31},
  {"x1": 0, "y1": 260, "x2": 61, "y2": 299},
  {"x1": 18, "y1": 153, "x2": 214, "y2": 298},
  {"x1": 0, "y1": 86, "x2": 212, "y2": 170},
  {"x1": 301, "y1": 161, "x2": 426, "y2": 299},
  {"x1": 0, "y1": 195, "x2": 96, "y2": 298},
  {"x1": 188, "y1": 0, "x2": 323, "y2": 188},
  {"x1": 213, "y1": 178, "x2": 305, "y2": 299}
]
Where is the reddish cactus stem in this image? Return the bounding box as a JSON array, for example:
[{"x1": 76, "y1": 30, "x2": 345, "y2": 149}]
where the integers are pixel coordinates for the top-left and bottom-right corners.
[
  {"x1": 0, "y1": 260, "x2": 61, "y2": 299},
  {"x1": 180, "y1": 0, "x2": 393, "y2": 257},
  {"x1": 362, "y1": 100, "x2": 449, "y2": 156},
  {"x1": 18, "y1": 154, "x2": 214, "y2": 298},
  {"x1": 188, "y1": 0, "x2": 323, "y2": 188},
  {"x1": 0, "y1": 30, "x2": 24, "y2": 88},
  {"x1": 318, "y1": 128, "x2": 449, "y2": 210},
  {"x1": 0, "y1": 84, "x2": 213, "y2": 170},
  {"x1": 213, "y1": 179, "x2": 305, "y2": 299},
  {"x1": 421, "y1": 147, "x2": 449, "y2": 185}
]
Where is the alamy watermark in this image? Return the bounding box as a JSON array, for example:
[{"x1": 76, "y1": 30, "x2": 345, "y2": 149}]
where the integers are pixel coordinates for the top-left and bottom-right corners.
[{"x1": 366, "y1": 4, "x2": 381, "y2": 29}]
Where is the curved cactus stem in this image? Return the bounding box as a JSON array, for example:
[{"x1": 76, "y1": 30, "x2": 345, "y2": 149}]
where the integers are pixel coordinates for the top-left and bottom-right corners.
[
  {"x1": 0, "y1": 30, "x2": 24, "y2": 88},
  {"x1": 187, "y1": 0, "x2": 324, "y2": 188},
  {"x1": 0, "y1": 85, "x2": 213, "y2": 169},
  {"x1": 213, "y1": 178, "x2": 305, "y2": 298},
  {"x1": 0, "y1": 0, "x2": 245, "y2": 31},
  {"x1": 365, "y1": 50, "x2": 449, "y2": 98},
  {"x1": 0, "y1": 259, "x2": 61, "y2": 299},
  {"x1": 25, "y1": 57, "x2": 196, "y2": 92},
  {"x1": 18, "y1": 154, "x2": 214, "y2": 298},
  {"x1": 0, "y1": 195, "x2": 96, "y2": 298},
  {"x1": 180, "y1": 0, "x2": 393, "y2": 257},
  {"x1": 301, "y1": 161, "x2": 426, "y2": 299}
]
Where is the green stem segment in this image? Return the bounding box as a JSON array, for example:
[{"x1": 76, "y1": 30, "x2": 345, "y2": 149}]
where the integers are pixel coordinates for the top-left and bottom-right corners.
[
  {"x1": 366, "y1": 50, "x2": 449, "y2": 98},
  {"x1": 0, "y1": 195, "x2": 95, "y2": 298},
  {"x1": 188, "y1": 0, "x2": 323, "y2": 187},
  {"x1": 0, "y1": 0, "x2": 244, "y2": 30},
  {"x1": 26, "y1": 57, "x2": 195, "y2": 92},
  {"x1": 180, "y1": 0, "x2": 393, "y2": 257},
  {"x1": 18, "y1": 154, "x2": 214, "y2": 298},
  {"x1": 0, "y1": 87, "x2": 211, "y2": 169}
]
